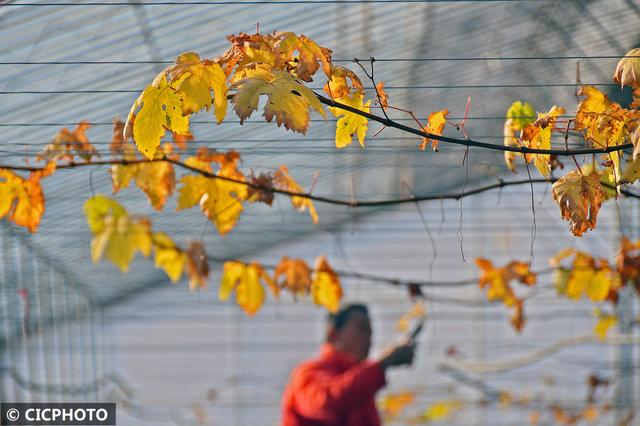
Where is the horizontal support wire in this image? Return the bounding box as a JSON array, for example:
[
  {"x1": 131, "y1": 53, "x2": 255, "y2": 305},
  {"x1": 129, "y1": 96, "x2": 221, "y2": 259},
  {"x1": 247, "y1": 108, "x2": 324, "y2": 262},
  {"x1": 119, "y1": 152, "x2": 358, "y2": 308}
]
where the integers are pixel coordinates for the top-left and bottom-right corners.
[
  {"x1": 0, "y1": 1, "x2": 559, "y2": 6},
  {"x1": 1, "y1": 159, "x2": 639, "y2": 207},
  {"x1": 0, "y1": 83, "x2": 620, "y2": 94},
  {"x1": 1, "y1": 56, "x2": 637, "y2": 65}
]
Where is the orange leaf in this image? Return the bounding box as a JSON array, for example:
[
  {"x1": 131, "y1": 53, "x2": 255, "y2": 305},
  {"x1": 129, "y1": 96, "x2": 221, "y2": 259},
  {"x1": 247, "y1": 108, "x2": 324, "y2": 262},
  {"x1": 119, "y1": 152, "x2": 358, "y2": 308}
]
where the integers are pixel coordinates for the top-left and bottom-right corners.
[
  {"x1": 552, "y1": 169, "x2": 604, "y2": 237},
  {"x1": 38, "y1": 121, "x2": 99, "y2": 163},
  {"x1": 419, "y1": 109, "x2": 448, "y2": 152},
  {"x1": 273, "y1": 166, "x2": 318, "y2": 224},
  {"x1": 0, "y1": 164, "x2": 54, "y2": 233},
  {"x1": 274, "y1": 256, "x2": 312, "y2": 297}
]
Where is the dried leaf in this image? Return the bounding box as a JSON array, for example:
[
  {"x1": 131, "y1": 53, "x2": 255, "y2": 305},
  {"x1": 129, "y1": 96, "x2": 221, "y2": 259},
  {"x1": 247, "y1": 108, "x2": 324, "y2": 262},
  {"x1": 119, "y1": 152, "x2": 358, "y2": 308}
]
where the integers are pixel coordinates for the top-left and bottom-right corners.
[
  {"x1": 375, "y1": 81, "x2": 389, "y2": 110},
  {"x1": 274, "y1": 256, "x2": 312, "y2": 297},
  {"x1": 323, "y1": 66, "x2": 364, "y2": 99},
  {"x1": 246, "y1": 171, "x2": 275, "y2": 205},
  {"x1": 186, "y1": 241, "x2": 209, "y2": 289},
  {"x1": 613, "y1": 48, "x2": 640, "y2": 89},
  {"x1": 419, "y1": 109, "x2": 449, "y2": 152},
  {"x1": 273, "y1": 165, "x2": 318, "y2": 224},
  {"x1": 274, "y1": 32, "x2": 333, "y2": 81},
  {"x1": 552, "y1": 169, "x2": 604, "y2": 236},
  {"x1": 37, "y1": 121, "x2": 99, "y2": 163}
]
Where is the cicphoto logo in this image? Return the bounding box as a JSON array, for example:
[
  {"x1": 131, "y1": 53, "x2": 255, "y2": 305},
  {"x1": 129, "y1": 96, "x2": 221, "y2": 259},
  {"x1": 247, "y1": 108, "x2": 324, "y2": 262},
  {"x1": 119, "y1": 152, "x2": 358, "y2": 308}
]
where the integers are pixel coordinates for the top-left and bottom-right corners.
[{"x1": 1, "y1": 403, "x2": 116, "y2": 426}]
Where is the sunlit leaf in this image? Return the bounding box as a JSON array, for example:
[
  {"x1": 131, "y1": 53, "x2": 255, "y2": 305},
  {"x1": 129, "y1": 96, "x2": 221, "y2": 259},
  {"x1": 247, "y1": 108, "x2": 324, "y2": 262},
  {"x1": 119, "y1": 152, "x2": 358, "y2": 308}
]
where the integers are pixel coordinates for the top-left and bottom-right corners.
[
  {"x1": 83, "y1": 195, "x2": 151, "y2": 272},
  {"x1": 552, "y1": 169, "x2": 604, "y2": 236},
  {"x1": 329, "y1": 92, "x2": 371, "y2": 148},
  {"x1": 273, "y1": 165, "x2": 318, "y2": 224},
  {"x1": 152, "y1": 232, "x2": 186, "y2": 283},
  {"x1": 420, "y1": 109, "x2": 449, "y2": 152},
  {"x1": 219, "y1": 261, "x2": 273, "y2": 315},
  {"x1": 311, "y1": 256, "x2": 342, "y2": 312}
]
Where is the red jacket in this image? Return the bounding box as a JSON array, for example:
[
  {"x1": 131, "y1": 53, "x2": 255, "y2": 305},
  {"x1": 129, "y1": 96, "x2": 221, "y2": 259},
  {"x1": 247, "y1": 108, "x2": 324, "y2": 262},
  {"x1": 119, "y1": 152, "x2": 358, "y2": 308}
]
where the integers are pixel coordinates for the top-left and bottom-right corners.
[{"x1": 281, "y1": 344, "x2": 387, "y2": 426}]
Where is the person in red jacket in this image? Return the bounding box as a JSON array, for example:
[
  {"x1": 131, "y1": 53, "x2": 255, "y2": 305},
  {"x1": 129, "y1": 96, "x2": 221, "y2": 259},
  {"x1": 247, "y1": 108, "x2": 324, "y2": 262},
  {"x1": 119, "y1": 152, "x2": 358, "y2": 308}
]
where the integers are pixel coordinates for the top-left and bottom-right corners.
[{"x1": 281, "y1": 304, "x2": 415, "y2": 426}]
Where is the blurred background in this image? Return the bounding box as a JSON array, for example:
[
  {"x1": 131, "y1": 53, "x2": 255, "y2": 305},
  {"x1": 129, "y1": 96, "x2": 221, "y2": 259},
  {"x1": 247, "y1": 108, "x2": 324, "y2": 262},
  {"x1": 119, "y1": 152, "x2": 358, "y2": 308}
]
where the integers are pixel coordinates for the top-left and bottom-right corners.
[{"x1": 1, "y1": 0, "x2": 640, "y2": 424}]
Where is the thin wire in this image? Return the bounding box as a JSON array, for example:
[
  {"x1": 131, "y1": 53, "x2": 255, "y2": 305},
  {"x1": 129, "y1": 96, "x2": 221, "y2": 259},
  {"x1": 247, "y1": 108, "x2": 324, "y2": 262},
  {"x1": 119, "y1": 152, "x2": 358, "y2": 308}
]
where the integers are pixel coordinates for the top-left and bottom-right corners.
[
  {"x1": 0, "y1": 1, "x2": 552, "y2": 6},
  {"x1": 1, "y1": 56, "x2": 637, "y2": 65},
  {"x1": 0, "y1": 83, "x2": 619, "y2": 94}
]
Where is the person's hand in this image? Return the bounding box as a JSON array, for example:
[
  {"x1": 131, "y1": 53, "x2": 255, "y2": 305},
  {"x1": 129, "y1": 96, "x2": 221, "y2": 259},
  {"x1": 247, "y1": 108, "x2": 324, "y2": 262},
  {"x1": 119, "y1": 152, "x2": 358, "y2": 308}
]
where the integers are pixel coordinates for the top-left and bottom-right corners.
[{"x1": 379, "y1": 342, "x2": 415, "y2": 370}]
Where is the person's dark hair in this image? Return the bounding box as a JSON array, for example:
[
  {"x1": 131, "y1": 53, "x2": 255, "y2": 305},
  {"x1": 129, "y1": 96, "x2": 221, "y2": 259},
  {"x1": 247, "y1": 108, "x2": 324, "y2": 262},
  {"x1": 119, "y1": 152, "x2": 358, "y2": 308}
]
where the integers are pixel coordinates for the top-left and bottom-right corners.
[{"x1": 328, "y1": 304, "x2": 368, "y2": 331}]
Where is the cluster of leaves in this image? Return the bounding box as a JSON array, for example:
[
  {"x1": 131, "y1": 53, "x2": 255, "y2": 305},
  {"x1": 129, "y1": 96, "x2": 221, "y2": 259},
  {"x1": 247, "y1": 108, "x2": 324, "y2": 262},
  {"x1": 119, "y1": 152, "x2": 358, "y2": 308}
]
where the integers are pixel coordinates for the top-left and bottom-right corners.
[
  {"x1": 475, "y1": 258, "x2": 537, "y2": 332},
  {"x1": 504, "y1": 50, "x2": 640, "y2": 237},
  {"x1": 550, "y1": 237, "x2": 640, "y2": 339},
  {"x1": 220, "y1": 255, "x2": 342, "y2": 315},
  {"x1": 84, "y1": 194, "x2": 342, "y2": 313}
]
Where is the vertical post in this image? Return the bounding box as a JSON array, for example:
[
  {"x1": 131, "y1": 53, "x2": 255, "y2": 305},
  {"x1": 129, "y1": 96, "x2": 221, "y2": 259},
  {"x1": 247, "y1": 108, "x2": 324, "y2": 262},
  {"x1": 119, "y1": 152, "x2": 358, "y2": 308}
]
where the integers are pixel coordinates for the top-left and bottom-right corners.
[{"x1": 615, "y1": 199, "x2": 637, "y2": 423}]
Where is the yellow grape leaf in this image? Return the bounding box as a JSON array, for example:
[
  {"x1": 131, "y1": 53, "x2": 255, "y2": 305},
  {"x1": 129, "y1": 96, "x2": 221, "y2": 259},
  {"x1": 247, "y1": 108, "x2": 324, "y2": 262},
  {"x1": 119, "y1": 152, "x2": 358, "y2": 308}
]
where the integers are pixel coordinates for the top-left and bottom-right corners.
[
  {"x1": 613, "y1": 48, "x2": 640, "y2": 89},
  {"x1": 380, "y1": 391, "x2": 415, "y2": 419},
  {"x1": 550, "y1": 249, "x2": 620, "y2": 302},
  {"x1": 506, "y1": 101, "x2": 536, "y2": 130},
  {"x1": 620, "y1": 154, "x2": 640, "y2": 184},
  {"x1": 37, "y1": 121, "x2": 98, "y2": 163},
  {"x1": 323, "y1": 66, "x2": 364, "y2": 99},
  {"x1": 419, "y1": 109, "x2": 449, "y2": 152},
  {"x1": 503, "y1": 102, "x2": 535, "y2": 172},
  {"x1": 83, "y1": 195, "x2": 152, "y2": 272},
  {"x1": 177, "y1": 151, "x2": 248, "y2": 235},
  {"x1": 111, "y1": 147, "x2": 176, "y2": 210},
  {"x1": 274, "y1": 32, "x2": 333, "y2": 81},
  {"x1": 152, "y1": 232, "x2": 186, "y2": 283},
  {"x1": 503, "y1": 118, "x2": 521, "y2": 173},
  {"x1": 311, "y1": 256, "x2": 342, "y2": 312},
  {"x1": 274, "y1": 256, "x2": 312, "y2": 297},
  {"x1": 186, "y1": 241, "x2": 209, "y2": 289},
  {"x1": 0, "y1": 164, "x2": 54, "y2": 233},
  {"x1": 219, "y1": 261, "x2": 274, "y2": 315},
  {"x1": 396, "y1": 302, "x2": 426, "y2": 332},
  {"x1": 593, "y1": 309, "x2": 617, "y2": 340},
  {"x1": 421, "y1": 400, "x2": 462, "y2": 422},
  {"x1": 166, "y1": 52, "x2": 228, "y2": 122},
  {"x1": 329, "y1": 93, "x2": 371, "y2": 148},
  {"x1": 231, "y1": 68, "x2": 325, "y2": 134},
  {"x1": 475, "y1": 258, "x2": 536, "y2": 307},
  {"x1": 273, "y1": 165, "x2": 318, "y2": 224},
  {"x1": 575, "y1": 86, "x2": 638, "y2": 181},
  {"x1": 552, "y1": 169, "x2": 604, "y2": 236},
  {"x1": 521, "y1": 105, "x2": 565, "y2": 178},
  {"x1": 127, "y1": 72, "x2": 190, "y2": 160}
]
